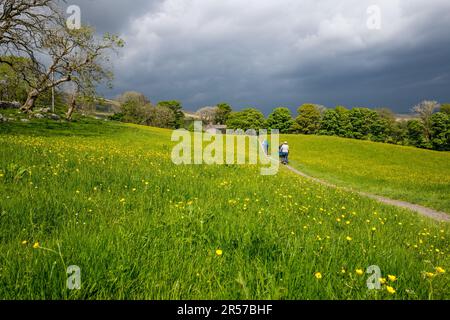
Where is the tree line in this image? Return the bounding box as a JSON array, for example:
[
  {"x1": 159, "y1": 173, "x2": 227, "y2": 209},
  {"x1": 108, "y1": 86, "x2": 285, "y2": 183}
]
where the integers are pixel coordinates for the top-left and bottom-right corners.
[
  {"x1": 109, "y1": 91, "x2": 234, "y2": 131},
  {"x1": 1, "y1": 2, "x2": 448, "y2": 152},
  {"x1": 115, "y1": 92, "x2": 449, "y2": 152},
  {"x1": 229, "y1": 102, "x2": 450, "y2": 151},
  {"x1": 109, "y1": 91, "x2": 185, "y2": 129}
]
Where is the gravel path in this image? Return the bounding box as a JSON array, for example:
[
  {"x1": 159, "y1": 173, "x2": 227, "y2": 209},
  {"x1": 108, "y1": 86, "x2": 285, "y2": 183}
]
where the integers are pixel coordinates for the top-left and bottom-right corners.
[{"x1": 285, "y1": 165, "x2": 450, "y2": 223}]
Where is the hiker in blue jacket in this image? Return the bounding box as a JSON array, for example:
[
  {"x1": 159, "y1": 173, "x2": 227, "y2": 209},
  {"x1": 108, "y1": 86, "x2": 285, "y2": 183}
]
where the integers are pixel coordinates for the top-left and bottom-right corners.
[{"x1": 262, "y1": 139, "x2": 269, "y2": 155}]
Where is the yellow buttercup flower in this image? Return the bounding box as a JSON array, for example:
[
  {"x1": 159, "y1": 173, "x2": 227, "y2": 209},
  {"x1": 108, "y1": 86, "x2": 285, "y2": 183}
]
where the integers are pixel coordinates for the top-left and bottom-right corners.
[
  {"x1": 386, "y1": 286, "x2": 396, "y2": 294},
  {"x1": 379, "y1": 278, "x2": 387, "y2": 285},
  {"x1": 215, "y1": 249, "x2": 223, "y2": 257},
  {"x1": 424, "y1": 272, "x2": 436, "y2": 279},
  {"x1": 33, "y1": 242, "x2": 40, "y2": 249},
  {"x1": 388, "y1": 275, "x2": 397, "y2": 282},
  {"x1": 346, "y1": 236, "x2": 353, "y2": 242},
  {"x1": 21, "y1": 240, "x2": 28, "y2": 245},
  {"x1": 356, "y1": 269, "x2": 364, "y2": 276},
  {"x1": 435, "y1": 267, "x2": 445, "y2": 274},
  {"x1": 314, "y1": 272, "x2": 323, "y2": 279}
]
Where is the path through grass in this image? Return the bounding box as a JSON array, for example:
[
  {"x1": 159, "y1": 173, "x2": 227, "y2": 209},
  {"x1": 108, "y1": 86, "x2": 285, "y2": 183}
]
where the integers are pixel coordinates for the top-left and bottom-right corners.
[
  {"x1": 0, "y1": 120, "x2": 448, "y2": 299},
  {"x1": 283, "y1": 135, "x2": 450, "y2": 213}
]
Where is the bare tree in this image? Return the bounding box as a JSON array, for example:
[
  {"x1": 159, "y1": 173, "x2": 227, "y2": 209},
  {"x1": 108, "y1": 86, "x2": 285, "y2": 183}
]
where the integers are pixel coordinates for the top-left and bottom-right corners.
[
  {"x1": 412, "y1": 100, "x2": 440, "y2": 140},
  {"x1": 144, "y1": 104, "x2": 176, "y2": 128},
  {"x1": 0, "y1": 0, "x2": 61, "y2": 66},
  {"x1": 196, "y1": 106, "x2": 219, "y2": 124},
  {"x1": 117, "y1": 91, "x2": 149, "y2": 106},
  {"x1": 64, "y1": 28, "x2": 123, "y2": 120},
  {"x1": 18, "y1": 25, "x2": 123, "y2": 113},
  {"x1": 1, "y1": 1, "x2": 123, "y2": 114}
]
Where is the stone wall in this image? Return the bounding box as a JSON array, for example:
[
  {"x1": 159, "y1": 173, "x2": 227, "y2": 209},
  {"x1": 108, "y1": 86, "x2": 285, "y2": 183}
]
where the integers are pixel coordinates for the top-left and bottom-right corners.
[{"x1": 0, "y1": 101, "x2": 21, "y2": 109}]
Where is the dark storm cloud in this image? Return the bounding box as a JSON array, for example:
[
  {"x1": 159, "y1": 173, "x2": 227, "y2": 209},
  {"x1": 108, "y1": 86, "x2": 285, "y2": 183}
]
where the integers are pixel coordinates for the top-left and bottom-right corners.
[
  {"x1": 68, "y1": 0, "x2": 450, "y2": 113},
  {"x1": 67, "y1": 0, "x2": 163, "y2": 33}
]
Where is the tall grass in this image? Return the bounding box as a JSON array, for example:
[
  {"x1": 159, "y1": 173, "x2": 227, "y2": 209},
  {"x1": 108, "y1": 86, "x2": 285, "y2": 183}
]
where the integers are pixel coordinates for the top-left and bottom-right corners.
[
  {"x1": 0, "y1": 120, "x2": 448, "y2": 299},
  {"x1": 283, "y1": 134, "x2": 450, "y2": 213}
]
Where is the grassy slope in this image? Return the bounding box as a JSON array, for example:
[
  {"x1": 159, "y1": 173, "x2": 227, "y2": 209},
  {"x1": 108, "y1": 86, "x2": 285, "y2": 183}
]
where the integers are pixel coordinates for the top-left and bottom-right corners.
[
  {"x1": 0, "y1": 119, "x2": 449, "y2": 300},
  {"x1": 282, "y1": 134, "x2": 450, "y2": 213}
]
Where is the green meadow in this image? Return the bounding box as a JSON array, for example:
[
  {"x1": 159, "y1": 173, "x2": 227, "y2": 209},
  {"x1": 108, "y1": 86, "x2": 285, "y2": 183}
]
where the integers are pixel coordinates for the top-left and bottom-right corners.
[
  {"x1": 283, "y1": 135, "x2": 450, "y2": 213},
  {"x1": 0, "y1": 119, "x2": 448, "y2": 300}
]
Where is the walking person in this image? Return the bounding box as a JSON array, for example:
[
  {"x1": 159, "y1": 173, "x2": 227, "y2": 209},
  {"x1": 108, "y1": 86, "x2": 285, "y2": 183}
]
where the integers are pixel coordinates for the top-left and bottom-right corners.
[
  {"x1": 262, "y1": 139, "x2": 269, "y2": 155},
  {"x1": 279, "y1": 141, "x2": 289, "y2": 165}
]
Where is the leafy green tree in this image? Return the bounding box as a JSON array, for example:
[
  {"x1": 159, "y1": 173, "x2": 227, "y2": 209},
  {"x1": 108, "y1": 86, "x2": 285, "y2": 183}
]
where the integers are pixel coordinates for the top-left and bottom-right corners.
[
  {"x1": 412, "y1": 100, "x2": 440, "y2": 142},
  {"x1": 117, "y1": 91, "x2": 149, "y2": 123},
  {"x1": 226, "y1": 108, "x2": 266, "y2": 131},
  {"x1": 115, "y1": 93, "x2": 180, "y2": 129},
  {"x1": 440, "y1": 104, "x2": 450, "y2": 115},
  {"x1": 266, "y1": 107, "x2": 294, "y2": 133},
  {"x1": 319, "y1": 106, "x2": 395, "y2": 143},
  {"x1": 0, "y1": 56, "x2": 29, "y2": 102},
  {"x1": 121, "y1": 99, "x2": 146, "y2": 123},
  {"x1": 118, "y1": 91, "x2": 149, "y2": 107},
  {"x1": 215, "y1": 103, "x2": 232, "y2": 125},
  {"x1": 144, "y1": 105, "x2": 176, "y2": 129},
  {"x1": 349, "y1": 108, "x2": 379, "y2": 140},
  {"x1": 430, "y1": 112, "x2": 450, "y2": 151},
  {"x1": 319, "y1": 109, "x2": 340, "y2": 136},
  {"x1": 374, "y1": 108, "x2": 398, "y2": 143},
  {"x1": 370, "y1": 118, "x2": 388, "y2": 142},
  {"x1": 407, "y1": 120, "x2": 429, "y2": 149},
  {"x1": 335, "y1": 106, "x2": 353, "y2": 138},
  {"x1": 294, "y1": 104, "x2": 322, "y2": 134},
  {"x1": 158, "y1": 100, "x2": 184, "y2": 129},
  {"x1": 391, "y1": 121, "x2": 408, "y2": 145}
]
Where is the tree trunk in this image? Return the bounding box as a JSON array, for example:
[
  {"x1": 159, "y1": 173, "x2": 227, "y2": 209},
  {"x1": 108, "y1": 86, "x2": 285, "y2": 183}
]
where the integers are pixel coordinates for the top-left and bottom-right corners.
[
  {"x1": 21, "y1": 89, "x2": 39, "y2": 113},
  {"x1": 66, "y1": 92, "x2": 77, "y2": 121}
]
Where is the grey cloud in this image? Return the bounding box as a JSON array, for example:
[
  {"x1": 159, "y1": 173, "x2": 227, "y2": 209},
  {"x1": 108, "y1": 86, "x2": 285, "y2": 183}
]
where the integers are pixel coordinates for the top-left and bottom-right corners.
[
  {"x1": 68, "y1": 0, "x2": 163, "y2": 33},
  {"x1": 73, "y1": 0, "x2": 450, "y2": 113}
]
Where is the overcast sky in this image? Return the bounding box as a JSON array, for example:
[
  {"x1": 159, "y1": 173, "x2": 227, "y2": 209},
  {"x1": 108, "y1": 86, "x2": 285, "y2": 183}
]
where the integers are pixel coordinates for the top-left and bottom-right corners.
[{"x1": 70, "y1": 0, "x2": 450, "y2": 113}]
